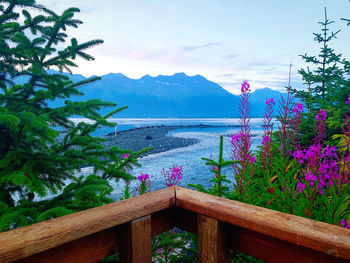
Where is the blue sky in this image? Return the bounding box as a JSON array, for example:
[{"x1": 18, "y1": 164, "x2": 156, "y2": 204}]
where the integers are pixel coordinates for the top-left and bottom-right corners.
[{"x1": 39, "y1": 0, "x2": 350, "y2": 94}]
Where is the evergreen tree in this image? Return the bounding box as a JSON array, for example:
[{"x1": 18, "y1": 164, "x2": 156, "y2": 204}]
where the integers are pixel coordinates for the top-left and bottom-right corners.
[
  {"x1": 0, "y1": 0, "x2": 146, "y2": 231},
  {"x1": 292, "y1": 7, "x2": 350, "y2": 144}
]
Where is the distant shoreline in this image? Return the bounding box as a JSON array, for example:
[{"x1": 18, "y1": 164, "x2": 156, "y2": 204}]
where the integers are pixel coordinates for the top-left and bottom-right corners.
[{"x1": 103, "y1": 124, "x2": 240, "y2": 156}]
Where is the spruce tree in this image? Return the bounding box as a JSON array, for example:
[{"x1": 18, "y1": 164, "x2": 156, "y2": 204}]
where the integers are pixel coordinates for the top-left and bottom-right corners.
[
  {"x1": 0, "y1": 0, "x2": 145, "y2": 231},
  {"x1": 292, "y1": 7, "x2": 350, "y2": 144}
]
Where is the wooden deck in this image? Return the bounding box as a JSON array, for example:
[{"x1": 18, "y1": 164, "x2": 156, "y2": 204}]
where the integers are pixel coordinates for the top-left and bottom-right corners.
[{"x1": 0, "y1": 186, "x2": 349, "y2": 262}]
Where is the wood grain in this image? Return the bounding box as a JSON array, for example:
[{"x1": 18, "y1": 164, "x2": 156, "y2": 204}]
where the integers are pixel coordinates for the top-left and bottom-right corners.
[
  {"x1": 2, "y1": 185, "x2": 350, "y2": 262},
  {"x1": 0, "y1": 186, "x2": 175, "y2": 262},
  {"x1": 198, "y1": 215, "x2": 228, "y2": 263},
  {"x1": 175, "y1": 186, "x2": 350, "y2": 260},
  {"x1": 15, "y1": 227, "x2": 120, "y2": 263},
  {"x1": 230, "y1": 227, "x2": 349, "y2": 263},
  {"x1": 119, "y1": 216, "x2": 152, "y2": 263},
  {"x1": 151, "y1": 208, "x2": 176, "y2": 237}
]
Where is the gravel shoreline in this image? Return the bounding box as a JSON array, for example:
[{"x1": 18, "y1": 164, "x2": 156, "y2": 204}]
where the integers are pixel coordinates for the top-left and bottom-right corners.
[{"x1": 103, "y1": 124, "x2": 239, "y2": 156}]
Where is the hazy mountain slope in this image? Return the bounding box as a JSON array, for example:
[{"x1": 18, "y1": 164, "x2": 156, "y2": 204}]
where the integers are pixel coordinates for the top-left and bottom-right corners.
[{"x1": 43, "y1": 71, "x2": 288, "y2": 117}]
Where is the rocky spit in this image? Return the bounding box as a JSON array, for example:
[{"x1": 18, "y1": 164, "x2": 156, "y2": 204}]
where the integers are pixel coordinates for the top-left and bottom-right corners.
[{"x1": 102, "y1": 125, "x2": 208, "y2": 156}]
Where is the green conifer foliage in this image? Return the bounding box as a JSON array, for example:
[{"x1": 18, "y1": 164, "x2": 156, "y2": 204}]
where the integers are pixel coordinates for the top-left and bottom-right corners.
[
  {"x1": 292, "y1": 7, "x2": 350, "y2": 144},
  {"x1": 0, "y1": 0, "x2": 145, "y2": 231}
]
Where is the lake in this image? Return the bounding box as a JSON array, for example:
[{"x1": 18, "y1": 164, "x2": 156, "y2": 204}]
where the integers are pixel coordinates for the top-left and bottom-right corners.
[{"x1": 74, "y1": 118, "x2": 267, "y2": 200}]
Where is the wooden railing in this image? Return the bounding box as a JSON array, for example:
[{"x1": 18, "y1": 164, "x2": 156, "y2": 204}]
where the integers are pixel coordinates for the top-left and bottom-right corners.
[{"x1": 0, "y1": 186, "x2": 350, "y2": 263}]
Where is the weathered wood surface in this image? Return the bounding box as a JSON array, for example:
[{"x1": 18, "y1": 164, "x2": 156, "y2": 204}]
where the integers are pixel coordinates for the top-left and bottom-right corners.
[
  {"x1": 1, "y1": 186, "x2": 350, "y2": 262},
  {"x1": 15, "y1": 227, "x2": 120, "y2": 263},
  {"x1": 171, "y1": 209, "x2": 348, "y2": 262},
  {"x1": 120, "y1": 216, "x2": 152, "y2": 263},
  {"x1": 0, "y1": 186, "x2": 175, "y2": 262},
  {"x1": 230, "y1": 227, "x2": 349, "y2": 263},
  {"x1": 198, "y1": 215, "x2": 228, "y2": 263},
  {"x1": 175, "y1": 186, "x2": 350, "y2": 261}
]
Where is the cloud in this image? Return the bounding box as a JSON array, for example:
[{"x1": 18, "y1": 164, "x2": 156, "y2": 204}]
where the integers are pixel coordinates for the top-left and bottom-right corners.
[
  {"x1": 181, "y1": 42, "x2": 221, "y2": 51},
  {"x1": 222, "y1": 54, "x2": 238, "y2": 59},
  {"x1": 216, "y1": 73, "x2": 237, "y2": 78},
  {"x1": 37, "y1": 0, "x2": 99, "y2": 14}
]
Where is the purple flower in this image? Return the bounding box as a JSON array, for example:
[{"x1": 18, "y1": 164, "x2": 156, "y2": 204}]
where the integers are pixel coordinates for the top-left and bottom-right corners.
[
  {"x1": 231, "y1": 132, "x2": 242, "y2": 144},
  {"x1": 293, "y1": 150, "x2": 304, "y2": 164},
  {"x1": 162, "y1": 165, "x2": 183, "y2": 186},
  {"x1": 324, "y1": 146, "x2": 336, "y2": 158},
  {"x1": 341, "y1": 219, "x2": 346, "y2": 227},
  {"x1": 248, "y1": 156, "x2": 256, "y2": 163},
  {"x1": 261, "y1": 96, "x2": 275, "y2": 171},
  {"x1": 265, "y1": 98, "x2": 275, "y2": 106},
  {"x1": 241, "y1": 80, "x2": 251, "y2": 94},
  {"x1": 232, "y1": 80, "x2": 254, "y2": 197},
  {"x1": 315, "y1": 110, "x2": 327, "y2": 121},
  {"x1": 123, "y1": 153, "x2": 130, "y2": 159},
  {"x1": 137, "y1": 173, "x2": 150, "y2": 181},
  {"x1": 296, "y1": 181, "x2": 305, "y2": 192},
  {"x1": 346, "y1": 95, "x2": 350, "y2": 105},
  {"x1": 156, "y1": 248, "x2": 163, "y2": 253},
  {"x1": 341, "y1": 219, "x2": 350, "y2": 229},
  {"x1": 293, "y1": 103, "x2": 304, "y2": 113},
  {"x1": 318, "y1": 163, "x2": 329, "y2": 174},
  {"x1": 346, "y1": 155, "x2": 350, "y2": 162},
  {"x1": 305, "y1": 172, "x2": 317, "y2": 182},
  {"x1": 136, "y1": 173, "x2": 152, "y2": 195},
  {"x1": 261, "y1": 135, "x2": 271, "y2": 145}
]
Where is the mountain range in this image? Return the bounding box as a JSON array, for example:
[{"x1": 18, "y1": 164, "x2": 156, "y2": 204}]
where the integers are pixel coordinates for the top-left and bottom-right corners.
[{"x1": 47, "y1": 71, "x2": 287, "y2": 118}]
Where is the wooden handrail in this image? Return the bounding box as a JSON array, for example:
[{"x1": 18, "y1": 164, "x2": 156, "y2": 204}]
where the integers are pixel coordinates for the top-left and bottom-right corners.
[
  {"x1": 0, "y1": 187, "x2": 175, "y2": 262},
  {"x1": 0, "y1": 186, "x2": 349, "y2": 262},
  {"x1": 176, "y1": 186, "x2": 350, "y2": 259}
]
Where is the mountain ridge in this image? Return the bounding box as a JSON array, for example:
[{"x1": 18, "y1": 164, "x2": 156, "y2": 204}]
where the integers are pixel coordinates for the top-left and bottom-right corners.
[{"x1": 46, "y1": 71, "x2": 287, "y2": 117}]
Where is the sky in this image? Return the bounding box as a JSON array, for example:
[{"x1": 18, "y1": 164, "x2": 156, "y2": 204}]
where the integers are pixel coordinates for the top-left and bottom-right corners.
[{"x1": 37, "y1": 0, "x2": 350, "y2": 94}]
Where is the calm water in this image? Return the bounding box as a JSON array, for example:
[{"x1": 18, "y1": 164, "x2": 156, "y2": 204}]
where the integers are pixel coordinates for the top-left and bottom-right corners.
[{"x1": 75, "y1": 118, "x2": 266, "y2": 200}]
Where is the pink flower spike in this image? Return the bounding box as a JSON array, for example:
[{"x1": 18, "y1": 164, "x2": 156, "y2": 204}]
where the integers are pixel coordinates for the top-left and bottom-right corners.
[
  {"x1": 315, "y1": 110, "x2": 327, "y2": 121},
  {"x1": 261, "y1": 135, "x2": 271, "y2": 145},
  {"x1": 231, "y1": 132, "x2": 242, "y2": 144},
  {"x1": 293, "y1": 103, "x2": 304, "y2": 113},
  {"x1": 241, "y1": 80, "x2": 250, "y2": 94},
  {"x1": 296, "y1": 181, "x2": 305, "y2": 192},
  {"x1": 248, "y1": 156, "x2": 256, "y2": 163},
  {"x1": 162, "y1": 165, "x2": 183, "y2": 186},
  {"x1": 123, "y1": 153, "x2": 130, "y2": 159},
  {"x1": 137, "y1": 173, "x2": 150, "y2": 181},
  {"x1": 136, "y1": 173, "x2": 152, "y2": 195},
  {"x1": 265, "y1": 98, "x2": 275, "y2": 106}
]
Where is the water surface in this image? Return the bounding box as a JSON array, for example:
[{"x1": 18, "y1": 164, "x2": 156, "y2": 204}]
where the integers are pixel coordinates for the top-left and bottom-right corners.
[{"x1": 76, "y1": 119, "x2": 266, "y2": 199}]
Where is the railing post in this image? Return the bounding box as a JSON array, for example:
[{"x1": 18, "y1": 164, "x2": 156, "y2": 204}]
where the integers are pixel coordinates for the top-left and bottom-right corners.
[
  {"x1": 198, "y1": 214, "x2": 229, "y2": 263},
  {"x1": 119, "y1": 215, "x2": 152, "y2": 263}
]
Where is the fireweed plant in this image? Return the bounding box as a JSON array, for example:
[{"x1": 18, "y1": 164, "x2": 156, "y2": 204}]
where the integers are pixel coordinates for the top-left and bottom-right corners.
[
  {"x1": 154, "y1": 166, "x2": 197, "y2": 263},
  {"x1": 260, "y1": 98, "x2": 275, "y2": 192},
  {"x1": 135, "y1": 173, "x2": 152, "y2": 195},
  {"x1": 191, "y1": 79, "x2": 350, "y2": 229},
  {"x1": 162, "y1": 165, "x2": 183, "y2": 187},
  {"x1": 109, "y1": 88, "x2": 350, "y2": 263},
  {"x1": 262, "y1": 70, "x2": 303, "y2": 214},
  {"x1": 230, "y1": 81, "x2": 256, "y2": 202}
]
